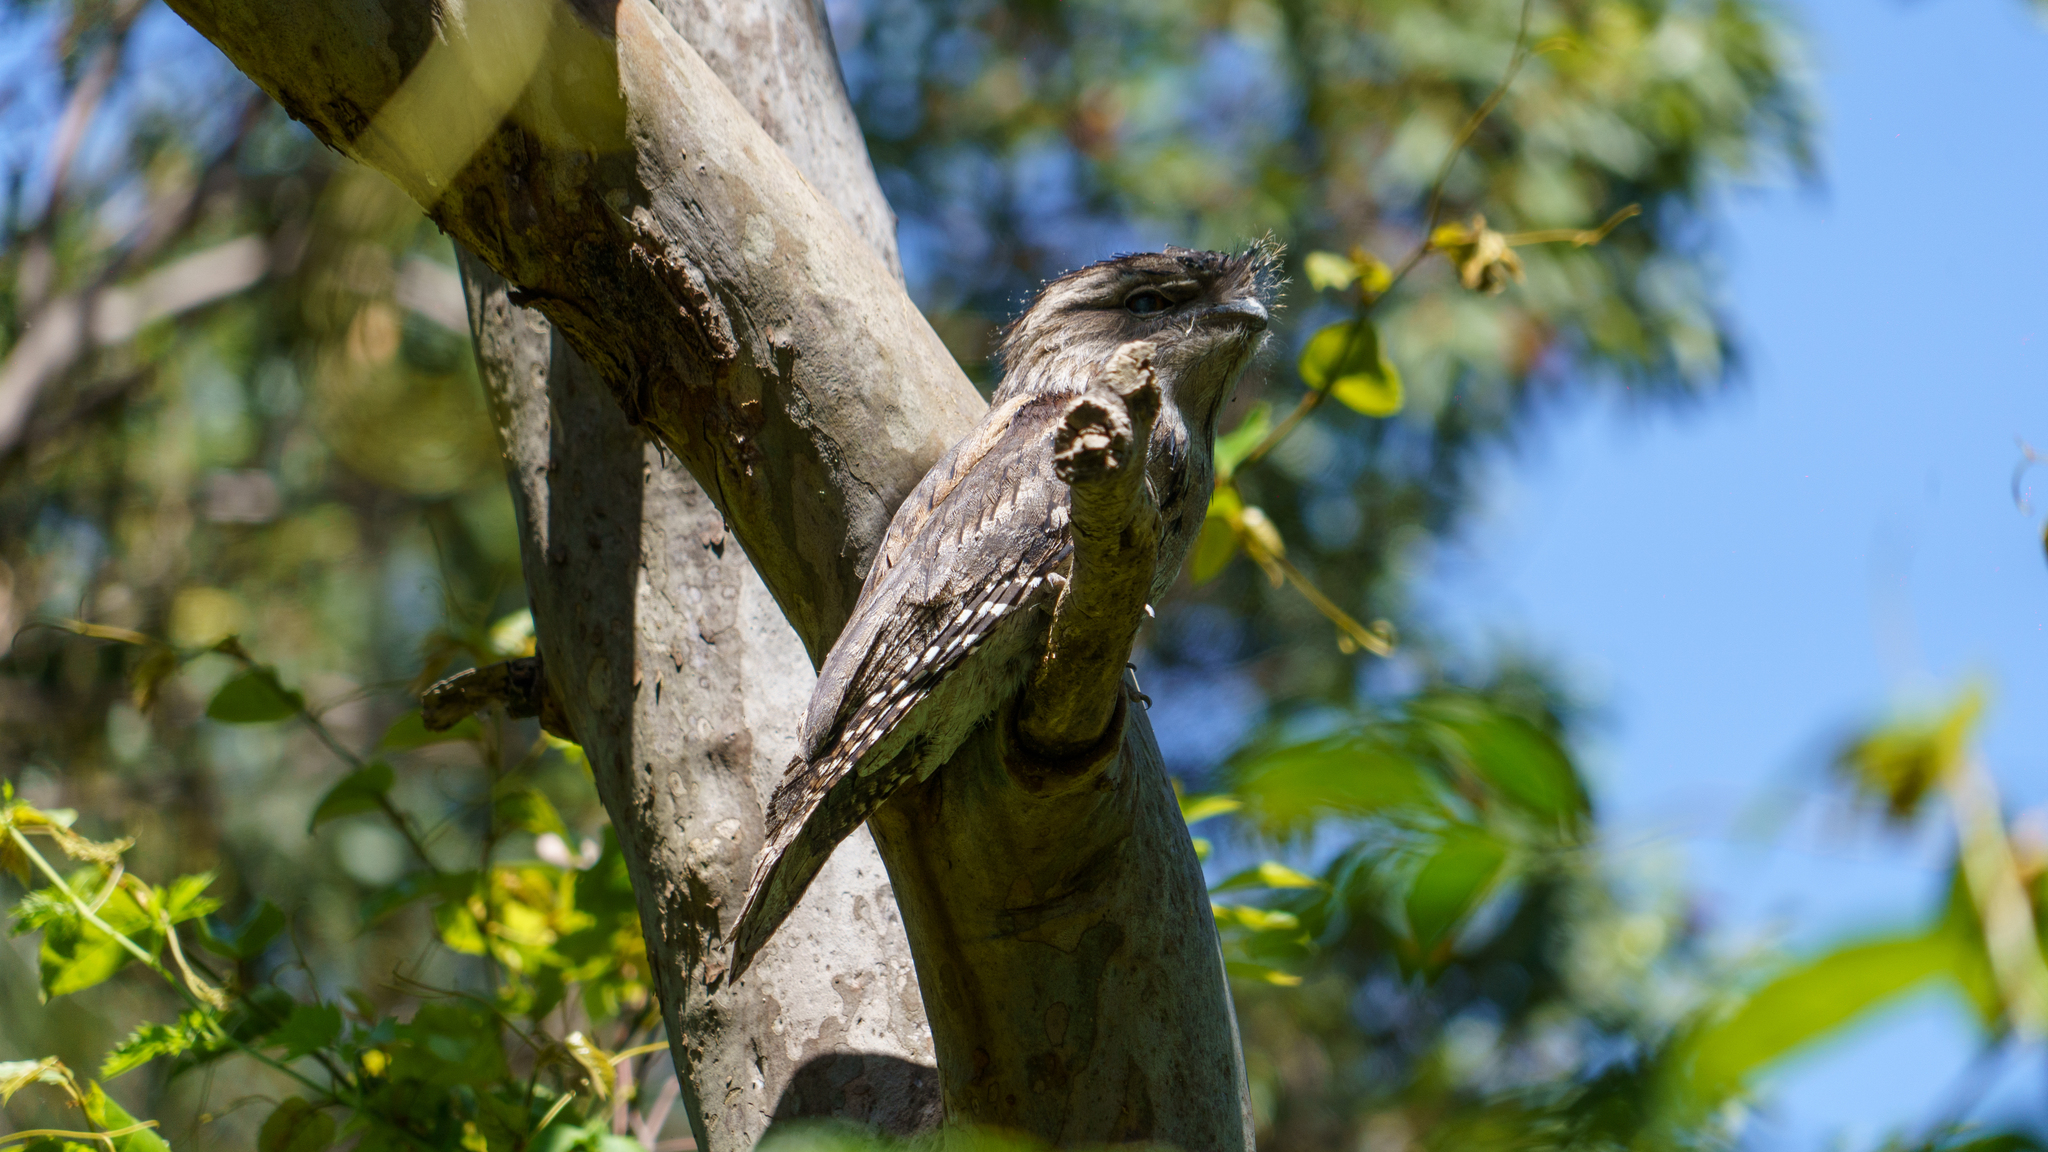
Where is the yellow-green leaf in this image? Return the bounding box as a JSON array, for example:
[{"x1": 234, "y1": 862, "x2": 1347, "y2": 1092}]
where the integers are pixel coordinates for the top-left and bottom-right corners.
[
  {"x1": 1214, "y1": 403, "x2": 1271, "y2": 478},
  {"x1": 1685, "y1": 932, "x2": 1968, "y2": 1102},
  {"x1": 1214, "y1": 860, "x2": 1322, "y2": 893},
  {"x1": 1298, "y1": 320, "x2": 1402, "y2": 417},
  {"x1": 1303, "y1": 250, "x2": 1358, "y2": 292},
  {"x1": 1225, "y1": 960, "x2": 1303, "y2": 987},
  {"x1": 82, "y1": 1080, "x2": 171, "y2": 1151},
  {"x1": 1178, "y1": 792, "x2": 1243, "y2": 825},
  {"x1": 1192, "y1": 487, "x2": 1242, "y2": 585},
  {"x1": 1213, "y1": 903, "x2": 1300, "y2": 932}
]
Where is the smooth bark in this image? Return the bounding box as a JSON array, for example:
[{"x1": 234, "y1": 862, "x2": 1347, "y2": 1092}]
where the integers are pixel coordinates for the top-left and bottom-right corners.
[
  {"x1": 162, "y1": 0, "x2": 1254, "y2": 1140},
  {"x1": 459, "y1": 4, "x2": 938, "y2": 1146}
]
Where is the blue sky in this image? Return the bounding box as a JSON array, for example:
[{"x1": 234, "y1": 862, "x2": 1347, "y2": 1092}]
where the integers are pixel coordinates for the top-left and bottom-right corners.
[{"x1": 1428, "y1": 0, "x2": 2048, "y2": 1144}]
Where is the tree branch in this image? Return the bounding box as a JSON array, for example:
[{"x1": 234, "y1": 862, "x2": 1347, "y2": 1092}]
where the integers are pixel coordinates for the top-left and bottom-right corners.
[
  {"x1": 420, "y1": 656, "x2": 576, "y2": 742},
  {"x1": 160, "y1": 0, "x2": 1255, "y2": 1140},
  {"x1": 1014, "y1": 341, "x2": 1161, "y2": 772}
]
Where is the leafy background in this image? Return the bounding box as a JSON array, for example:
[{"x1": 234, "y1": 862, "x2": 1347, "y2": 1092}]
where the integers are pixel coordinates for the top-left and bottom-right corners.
[{"x1": 1, "y1": 0, "x2": 2045, "y2": 1148}]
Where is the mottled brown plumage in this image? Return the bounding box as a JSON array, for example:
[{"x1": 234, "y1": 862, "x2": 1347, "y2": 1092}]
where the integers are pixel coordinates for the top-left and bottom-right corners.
[{"x1": 729, "y1": 244, "x2": 1279, "y2": 977}]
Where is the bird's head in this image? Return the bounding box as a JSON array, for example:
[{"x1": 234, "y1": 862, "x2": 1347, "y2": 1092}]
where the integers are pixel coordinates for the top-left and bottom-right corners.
[{"x1": 995, "y1": 242, "x2": 1280, "y2": 433}]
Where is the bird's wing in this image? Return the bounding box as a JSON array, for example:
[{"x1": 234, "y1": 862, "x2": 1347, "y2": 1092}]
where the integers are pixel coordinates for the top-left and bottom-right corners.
[{"x1": 728, "y1": 391, "x2": 1078, "y2": 977}]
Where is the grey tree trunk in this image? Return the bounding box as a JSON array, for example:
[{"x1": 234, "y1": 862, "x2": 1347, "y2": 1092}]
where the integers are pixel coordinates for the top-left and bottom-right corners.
[
  {"x1": 161, "y1": 0, "x2": 1255, "y2": 1142},
  {"x1": 460, "y1": 5, "x2": 937, "y2": 1146}
]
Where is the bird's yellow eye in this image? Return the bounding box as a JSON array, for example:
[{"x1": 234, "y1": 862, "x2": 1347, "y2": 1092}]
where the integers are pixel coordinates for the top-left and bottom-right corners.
[{"x1": 1124, "y1": 289, "x2": 1171, "y2": 316}]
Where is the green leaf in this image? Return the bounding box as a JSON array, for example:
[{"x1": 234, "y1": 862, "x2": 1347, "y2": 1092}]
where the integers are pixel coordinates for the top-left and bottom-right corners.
[
  {"x1": 434, "y1": 896, "x2": 488, "y2": 955},
  {"x1": 308, "y1": 761, "x2": 395, "y2": 831},
  {"x1": 258, "y1": 1097, "x2": 336, "y2": 1152},
  {"x1": 159, "y1": 873, "x2": 220, "y2": 924},
  {"x1": 390, "y1": 1002, "x2": 510, "y2": 1087},
  {"x1": 81, "y1": 1080, "x2": 171, "y2": 1152},
  {"x1": 225, "y1": 985, "x2": 299, "y2": 1043},
  {"x1": 1404, "y1": 826, "x2": 1509, "y2": 953},
  {"x1": 378, "y1": 709, "x2": 479, "y2": 752},
  {"x1": 1214, "y1": 403, "x2": 1271, "y2": 478},
  {"x1": 198, "y1": 900, "x2": 286, "y2": 960},
  {"x1": 205, "y1": 670, "x2": 304, "y2": 724},
  {"x1": 1412, "y1": 696, "x2": 1588, "y2": 828},
  {"x1": 493, "y1": 786, "x2": 567, "y2": 837},
  {"x1": 1298, "y1": 320, "x2": 1402, "y2": 417},
  {"x1": 101, "y1": 1016, "x2": 207, "y2": 1079},
  {"x1": 361, "y1": 870, "x2": 475, "y2": 925},
  {"x1": 271, "y1": 1002, "x2": 344, "y2": 1060},
  {"x1": 1224, "y1": 960, "x2": 1303, "y2": 987},
  {"x1": 1214, "y1": 904, "x2": 1301, "y2": 932},
  {"x1": 1213, "y1": 860, "x2": 1322, "y2": 893},
  {"x1": 1177, "y1": 792, "x2": 1242, "y2": 825},
  {"x1": 1685, "y1": 932, "x2": 1967, "y2": 1100},
  {"x1": 1303, "y1": 250, "x2": 1359, "y2": 291},
  {"x1": 1191, "y1": 488, "x2": 1241, "y2": 585},
  {"x1": 36, "y1": 881, "x2": 157, "y2": 999},
  {"x1": 1232, "y1": 731, "x2": 1440, "y2": 832}
]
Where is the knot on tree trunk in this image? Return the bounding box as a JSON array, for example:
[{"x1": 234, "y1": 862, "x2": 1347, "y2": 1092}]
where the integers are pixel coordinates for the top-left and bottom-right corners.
[{"x1": 1014, "y1": 339, "x2": 1162, "y2": 768}]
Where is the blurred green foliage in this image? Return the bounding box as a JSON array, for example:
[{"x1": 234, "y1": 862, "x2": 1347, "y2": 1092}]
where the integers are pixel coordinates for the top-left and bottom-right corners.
[{"x1": 2, "y1": 0, "x2": 2044, "y2": 1149}]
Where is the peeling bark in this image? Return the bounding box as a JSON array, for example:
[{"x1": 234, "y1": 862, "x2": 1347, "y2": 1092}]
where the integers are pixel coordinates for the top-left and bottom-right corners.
[{"x1": 160, "y1": 0, "x2": 1256, "y2": 1141}]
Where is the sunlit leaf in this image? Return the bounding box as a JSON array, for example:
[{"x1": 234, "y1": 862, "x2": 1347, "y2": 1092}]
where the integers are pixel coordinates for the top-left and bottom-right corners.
[
  {"x1": 1178, "y1": 792, "x2": 1242, "y2": 825},
  {"x1": 1303, "y1": 250, "x2": 1359, "y2": 291},
  {"x1": 1214, "y1": 904, "x2": 1301, "y2": 932},
  {"x1": 1215, "y1": 403, "x2": 1271, "y2": 478},
  {"x1": 205, "y1": 670, "x2": 304, "y2": 724},
  {"x1": 1298, "y1": 320, "x2": 1402, "y2": 417},
  {"x1": 102, "y1": 1013, "x2": 213, "y2": 1079},
  {"x1": 1213, "y1": 861, "x2": 1322, "y2": 893},
  {"x1": 1685, "y1": 931, "x2": 1969, "y2": 1100},
  {"x1": 1404, "y1": 826, "x2": 1509, "y2": 953},
  {"x1": 159, "y1": 872, "x2": 221, "y2": 924},
  {"x1": 1225, "y1": 960, "x2": 1303, "y2": 987},
  {"x1": 35, "y1": 880, "x2": 157, "y2": 998},
  {"x1": 1192, "y1": 487, "x2": 1242, "y2": 584},
  {"x1": 434, "y1": 896, "x2": 489, "y2": 955},
  {"x1": 82, "y1": 1079, "x2": 171, "y2": 1152},
  {"x1": 308, "y1": 761, "x2": 395, "y2": 831}
]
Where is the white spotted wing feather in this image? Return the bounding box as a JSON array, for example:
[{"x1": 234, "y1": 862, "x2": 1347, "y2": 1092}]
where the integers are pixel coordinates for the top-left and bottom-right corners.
[{"x1": 729, "y1": 392, "x2": 1078, "y2": 976}]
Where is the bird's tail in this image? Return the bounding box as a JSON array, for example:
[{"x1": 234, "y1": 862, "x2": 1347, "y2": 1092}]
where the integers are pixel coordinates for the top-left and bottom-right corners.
[{"x1": 727, "y1": 749, "x2": 919, "y2": 981}]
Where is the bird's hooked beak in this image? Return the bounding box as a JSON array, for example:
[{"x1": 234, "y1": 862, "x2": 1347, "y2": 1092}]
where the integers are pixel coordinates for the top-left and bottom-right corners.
[{"x1": 1203, "y1": 296, "x2": 1269, "y2": 333}]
